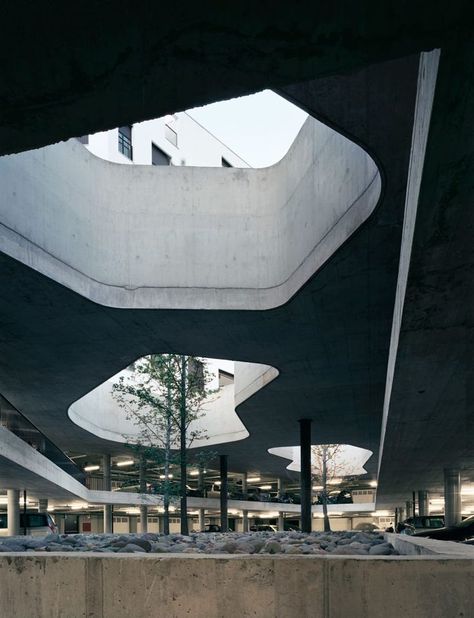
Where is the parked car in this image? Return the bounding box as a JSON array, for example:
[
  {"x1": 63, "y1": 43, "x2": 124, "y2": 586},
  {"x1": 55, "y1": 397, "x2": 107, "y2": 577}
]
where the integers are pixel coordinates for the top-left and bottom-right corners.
[
  {"x1": 250, "y1": 524, "x2": 277, "y2": 532},
  {"x1": 414, "y1": 515, "x2": 474, "y2": 541},
  {"x1": 202, "y1": 524, "x2": 221, "y2": 533},
  {"x1": 401, "y1": 515, "x2": 445, "y2": 534},
  {"x1": 0, "y1": 511, "x2": 58, "y2": 536}
]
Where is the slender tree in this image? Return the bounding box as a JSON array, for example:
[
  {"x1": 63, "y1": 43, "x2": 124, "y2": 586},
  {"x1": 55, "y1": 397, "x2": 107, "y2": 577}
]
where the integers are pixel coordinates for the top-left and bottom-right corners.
[
  {"x1": 112, "y1": 354, "x2": 210, "y2": 535},
  {"x1": 311, "y1": 444, "x2": 344, "y2": 532}
]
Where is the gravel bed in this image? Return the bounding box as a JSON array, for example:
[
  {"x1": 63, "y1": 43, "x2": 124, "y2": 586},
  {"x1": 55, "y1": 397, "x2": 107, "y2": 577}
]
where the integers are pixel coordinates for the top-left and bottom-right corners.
[{"x1": 0, "y1": 531, "x2": 397, "y2": 555}]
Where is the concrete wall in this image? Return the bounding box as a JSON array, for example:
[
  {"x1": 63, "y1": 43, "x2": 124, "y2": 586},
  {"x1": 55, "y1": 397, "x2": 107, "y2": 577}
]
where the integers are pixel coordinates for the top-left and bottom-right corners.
[
  {"x1": 0, "y1": 117, "x2": 380, "y2": 310},
  {"x1": 0, "y1": 554, "x2": 472, "y2": 618}
]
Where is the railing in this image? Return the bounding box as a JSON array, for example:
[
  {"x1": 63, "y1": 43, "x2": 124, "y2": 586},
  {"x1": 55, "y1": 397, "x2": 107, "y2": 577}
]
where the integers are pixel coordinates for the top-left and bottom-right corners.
[{"x1": 0, "y1": 394, "x2": 85, "y2": 483}]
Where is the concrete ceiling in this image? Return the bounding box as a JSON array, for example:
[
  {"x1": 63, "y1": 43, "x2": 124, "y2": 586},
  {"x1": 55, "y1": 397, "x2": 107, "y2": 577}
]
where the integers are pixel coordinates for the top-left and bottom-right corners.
[
  {"x1": 0, "y1": 2, "x2": 471, "y2": 156},
  {"x1": 0, "y1": 8, "x2": 471, "y2": 508},
  {"x1": 0, "y1": 54, "x2": 419, "y2": 488}
]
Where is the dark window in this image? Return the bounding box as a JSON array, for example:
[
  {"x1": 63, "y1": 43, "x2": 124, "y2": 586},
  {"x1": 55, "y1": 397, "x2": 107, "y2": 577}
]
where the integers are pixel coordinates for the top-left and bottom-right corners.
[
  {"x1": 152, "y1": 144, "x2": 171, "y2": 166},
  {"x1": 221, "y1": 157, "x2": 232, "y2": 167},
  {"x1": 118, "y1": 126, "x2": 133, "y2": 159},
  {"x1": 76, "y1": 135, "x2": 89, "y2": 145},
  {"x1": 20, "y1": 514, "x2": 48, "y2": 528}
]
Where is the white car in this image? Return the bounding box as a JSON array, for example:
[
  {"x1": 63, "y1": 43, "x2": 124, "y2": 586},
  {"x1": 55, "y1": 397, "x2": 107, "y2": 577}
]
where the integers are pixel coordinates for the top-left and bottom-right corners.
[{"x1": 0, "y1": 512, "x2": 58, "y2": 536}]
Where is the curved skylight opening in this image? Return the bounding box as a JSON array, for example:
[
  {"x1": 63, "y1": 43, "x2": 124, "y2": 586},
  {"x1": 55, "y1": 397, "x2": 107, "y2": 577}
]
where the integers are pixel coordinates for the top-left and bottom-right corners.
[
  {"x1": 68, "y1": 357, "x2": 261, "y2": 448},
  {"x1": 268, "y1": 444, "x2": 373, "y2": 478},
  {"x1": 84, "y1": 90, "x2": 307, "y2": 169}
]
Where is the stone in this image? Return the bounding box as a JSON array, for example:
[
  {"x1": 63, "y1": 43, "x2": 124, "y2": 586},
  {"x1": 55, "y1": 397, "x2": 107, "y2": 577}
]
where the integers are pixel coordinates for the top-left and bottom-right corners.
[
  {"x1": 369, "y1": 543, "x2": 393, "y2": 556},
  {"x1": 119, "y1": 543, "x2": 147, "y2": 553},
  {"x1": 263, "y1": 540, "x2": 281, "y2": 554}
]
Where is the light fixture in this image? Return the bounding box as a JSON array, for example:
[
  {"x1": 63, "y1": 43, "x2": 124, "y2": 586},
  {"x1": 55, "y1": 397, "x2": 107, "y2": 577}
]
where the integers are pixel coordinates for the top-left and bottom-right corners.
[
  {"x1": 247, "y1": 477, "x2": 261, "y2": 483},
  {"x1": 84, "y1": 464, "x2": 100, "y2": 472},
  {"x1": 125, "y1": 507, "x2": 140, "y2": 515},
  {"x1": 189, "y1": 470, "x2": 200, "y2": 476},
  {"x1": 369, "y1": 480, "x2": 378, "y2": 488},
  {"x1": 71, "y1": 503, "x2": 88, "y2": 510},
  {"x1": 312, "y1": 485, "x2": 323, "y2": 491},
  {"x1": 259, "y1": 485, "x2": 272, "y2": 490},
  {"x1": 116, "y1": 459, "x2": 134, "y2": 467}
]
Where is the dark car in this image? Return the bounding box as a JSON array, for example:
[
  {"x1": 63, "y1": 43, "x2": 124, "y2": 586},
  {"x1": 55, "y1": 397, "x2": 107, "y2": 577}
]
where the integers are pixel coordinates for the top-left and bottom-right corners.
[
  {"x1": 397, "y1": 515, "x2": 445, "y2": 534},
  {"x1": 414, "y1": 515, "x2": 474, "y2": 541},
  {"x1": 202, "y1": 524, "x2": 221, "y2": 533}
]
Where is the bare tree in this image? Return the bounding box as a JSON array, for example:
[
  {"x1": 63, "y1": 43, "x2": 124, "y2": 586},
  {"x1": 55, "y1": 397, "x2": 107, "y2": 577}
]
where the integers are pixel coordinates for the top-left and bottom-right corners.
[{"x1": 311, "y1": 444, "x2": 344, "y2": 532}]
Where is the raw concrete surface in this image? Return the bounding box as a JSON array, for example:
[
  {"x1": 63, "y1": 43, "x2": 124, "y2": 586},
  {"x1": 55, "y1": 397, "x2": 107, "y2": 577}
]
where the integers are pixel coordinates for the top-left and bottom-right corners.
[
  {"x1": 0, "y1": 553, "x2": 472, "y2": 617},
  {"x1": 0, "y1": 117, "x2": 380, "y2": 310}
]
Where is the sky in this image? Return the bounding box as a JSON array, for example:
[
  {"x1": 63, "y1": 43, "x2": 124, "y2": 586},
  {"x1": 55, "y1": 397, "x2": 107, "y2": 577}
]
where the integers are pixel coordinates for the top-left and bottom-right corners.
[{"x1": 187, "y1": 90, "x2": 308, "y2": 168}]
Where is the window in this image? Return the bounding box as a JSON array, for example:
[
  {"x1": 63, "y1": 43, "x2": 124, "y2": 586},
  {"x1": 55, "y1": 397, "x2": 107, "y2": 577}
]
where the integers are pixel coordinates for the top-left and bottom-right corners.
[
  {"x1": 118, "y1": 125, "x2": 133, "y2": 159},
  {"x1": 152, "y1": 144, "x2": 171, "y2": 166},
  {"x1": 221, "y1": 157, "x2": 232, "y2": 167},
  {"x1": 165, "y1": 125, "x2": 178, "y2": 147}
]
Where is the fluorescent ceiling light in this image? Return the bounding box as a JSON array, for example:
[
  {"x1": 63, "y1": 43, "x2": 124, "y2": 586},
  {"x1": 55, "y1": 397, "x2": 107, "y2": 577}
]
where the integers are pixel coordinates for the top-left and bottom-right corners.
[
  {"x1": 247, "y1": 477, "x2": 261, "y2": 483},
  {"x1": 84, "y1": 465, "x2": 100, "y2": 472},
  {"x1": 189, "y1": 470, "x2": 200, "y2": 476},
  {"x1": 369, "y1": 480, "x2": 378, "y2": 488},
  {"x1": 116, "y1": 459, "x2": 134, "y2": 467},
  {"x1": 312, "y1": 485, "x2": 323, "y2": 491},
  {"x1": 259, "y1": 485, "x2": 272, "y2": 490}
]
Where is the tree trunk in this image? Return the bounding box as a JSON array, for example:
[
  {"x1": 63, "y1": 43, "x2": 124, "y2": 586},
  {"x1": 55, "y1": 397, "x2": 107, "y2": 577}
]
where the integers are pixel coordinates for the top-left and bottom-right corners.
[
  {"x1": 322, "y1": 449, "x2": 331, "y2": 532},
  {"x1": 163, "y1": 387, "x2": 172, "y2": 536},
  {"x1": 180, "y1": 355, "x2": 189, "y2": 535}
]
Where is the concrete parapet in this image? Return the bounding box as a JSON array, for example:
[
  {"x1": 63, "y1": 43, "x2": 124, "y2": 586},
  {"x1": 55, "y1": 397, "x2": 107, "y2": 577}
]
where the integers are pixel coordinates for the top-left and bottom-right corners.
[
  {"x1": 0, "y1": 553, "x2": 473, "y2": 617},
  {"x1": 385, "y1": 532, "x2": 474, "y2": 557}
]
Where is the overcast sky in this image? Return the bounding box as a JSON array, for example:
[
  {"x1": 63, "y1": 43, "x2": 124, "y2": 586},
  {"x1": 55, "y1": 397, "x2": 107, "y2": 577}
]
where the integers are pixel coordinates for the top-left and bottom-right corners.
[{"x1": 187, "y1": 90, "x2": 308, "y2": 168}]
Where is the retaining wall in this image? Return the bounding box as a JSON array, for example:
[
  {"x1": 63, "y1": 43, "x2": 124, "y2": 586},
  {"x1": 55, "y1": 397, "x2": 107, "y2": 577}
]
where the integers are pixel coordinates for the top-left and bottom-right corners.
[{"x1": 0, "y1": 551, "x2": 473, "y2": 617}]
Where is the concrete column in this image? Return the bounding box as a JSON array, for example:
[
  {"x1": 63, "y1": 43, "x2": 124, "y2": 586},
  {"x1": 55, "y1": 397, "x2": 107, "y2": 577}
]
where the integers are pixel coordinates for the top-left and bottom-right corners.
[
  {"x1": 7, "y1": 489, "x2": 20, "y2": 536},
  {"x1": 220, "y1": 455, "x2": 228, "y2": 532},
  {"x1": 299, "y1": 418, "x2": 312, "y2": 533},
  {"x1": 418, "y1": 490, "x2": 429, "y2": 517},
  {"x1": 241, "y1": 472, "x2": 248, "y2": 499},
  {"x1": 405, "y1": 500, "x2": 413, "y2": 519},
  {"x1": 444, "y1": 468, "x2": 461, "y2": 527},
  {"x1": 278, "y1": 512, "x2": 285, "y2": 532},
  {"x1": 242, "y1": 510, "x2": 249, "y2": 533},
  {"x1": 277, "y1": 478, "x2": 284, "y2": 500},
  {"x1": 103, "y1": 454, "x2": 113, "y2": 533},
  {"x1": 198, "y1": 508, "x2": 205, "y2": 532},
  {"x1": 38, "y1": 498, "x2": 48, "y2": 512},
  {"x1": 138, "y1": 454, "x2": 148, "y2": 533},
  {"x1": 139, "y1": 505, "x2": 148, "y2": 533},
  {"x1": 198, "y1": 465, "x2": 205, "y2": 496}
]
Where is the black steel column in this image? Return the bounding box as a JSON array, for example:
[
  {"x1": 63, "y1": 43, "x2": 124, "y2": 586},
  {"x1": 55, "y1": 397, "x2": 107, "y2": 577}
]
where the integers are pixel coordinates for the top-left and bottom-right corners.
[
  {"x1": 220, "y1": 454, "x2": 228, "y2": 532},
  {"x1": 299, "y1": 419, "x2": 312, "y2": 533}
]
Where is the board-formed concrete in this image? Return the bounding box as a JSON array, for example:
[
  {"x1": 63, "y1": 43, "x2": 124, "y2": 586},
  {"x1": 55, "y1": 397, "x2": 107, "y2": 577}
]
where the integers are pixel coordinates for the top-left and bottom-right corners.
[
  {"x1": 0, "y1": 2, "x2": 471, "y2": 156},
  {"x1": 0, "y1": 54, "x2": 421, "y2": 489},
  {"x1": 0, "y1": 553, "x2": 473, "y2": 618},
  {"x1": 0, "y1": 118, "x2": 380, "y2": 310}
]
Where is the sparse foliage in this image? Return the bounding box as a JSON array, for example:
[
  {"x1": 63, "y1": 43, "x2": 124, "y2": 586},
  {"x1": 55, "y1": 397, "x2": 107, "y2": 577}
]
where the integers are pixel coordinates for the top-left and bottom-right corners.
[
  {"x1": 311, "y1": 444, "x2": 344, "y2": 532},
  {"x1": 112, "y1": 354, "x2": 212, "y2": 534}
]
